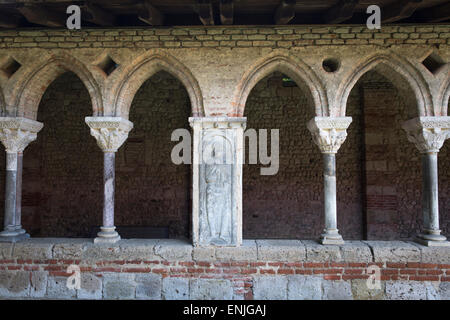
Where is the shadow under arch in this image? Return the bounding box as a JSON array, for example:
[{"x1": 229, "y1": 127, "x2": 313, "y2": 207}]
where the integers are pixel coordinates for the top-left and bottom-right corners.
[
  {"x1": 111, "y1": 53, "x2": 204, "y2": 118},
  {"x1": 11, "y1": 54, "x2": 103, "y2": 119},
  {"x1": 232, "y1": 55, "x2": 328, "y2": 117},
  {"x1": 338, "y1": 53, "x2": 433, "y2": 118}
]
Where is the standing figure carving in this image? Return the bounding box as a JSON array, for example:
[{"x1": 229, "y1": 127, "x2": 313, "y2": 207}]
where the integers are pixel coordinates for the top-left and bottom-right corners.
[{"x1": 201, "y1": 136, "x2": 232, "y2": 245}]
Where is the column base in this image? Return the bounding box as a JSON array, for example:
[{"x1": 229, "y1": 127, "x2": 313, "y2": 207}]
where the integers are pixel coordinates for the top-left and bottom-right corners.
[
  {"x1": 415, "y1": 233, "x2": 449, "y2": 247},
  {"x1": 0, "y1": 231, "x2": 29, "y2": 243},
  {"x1": 94, "y1": 227, "x2": 121, "y2": 244},
  {"x1": 320, "y1": 229, "x2": 345, "y2": 245}
]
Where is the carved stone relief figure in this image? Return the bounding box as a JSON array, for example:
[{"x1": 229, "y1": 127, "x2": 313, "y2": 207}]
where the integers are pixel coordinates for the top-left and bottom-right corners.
[{"x1": 200, "y1": 134, "x2": 233, "y2": 245}]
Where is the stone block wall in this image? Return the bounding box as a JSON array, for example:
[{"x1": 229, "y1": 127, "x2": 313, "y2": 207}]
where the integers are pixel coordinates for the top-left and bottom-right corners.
[{"x1": 0, "y1": 239, "x2": 449, "y2": 300}]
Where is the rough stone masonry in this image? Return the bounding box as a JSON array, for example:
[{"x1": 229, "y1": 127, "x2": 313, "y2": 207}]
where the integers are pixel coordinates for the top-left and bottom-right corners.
[{"x1": 0, "y1": 24, "x2": 449, "y2": 299}]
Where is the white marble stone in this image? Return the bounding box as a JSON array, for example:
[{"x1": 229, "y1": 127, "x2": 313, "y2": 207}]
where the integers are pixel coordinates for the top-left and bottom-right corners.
[{"x1": 190, "y1": 117, "x2": 246, "y2": 247}]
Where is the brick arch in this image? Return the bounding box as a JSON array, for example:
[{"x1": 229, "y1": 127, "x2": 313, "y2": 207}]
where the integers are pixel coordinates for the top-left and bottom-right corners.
[
  {"x1": 232, "y1": 54, "x2": 328, "y2": 117},
  {"x1": 338, "y1": 53, "x2": 433, "y2": 117},
  {"x1": 12, "y1": 54, "x2": 103, "y2": 119},
  {"x1": 110, "y1": 52, "x2": 204, "y2": 118}
]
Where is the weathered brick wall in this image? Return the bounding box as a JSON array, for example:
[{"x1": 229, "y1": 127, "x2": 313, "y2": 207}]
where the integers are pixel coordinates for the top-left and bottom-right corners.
[
  {"x1": 0, "y1": 239, "x2": 449, "y2": 300},
  {"x1": 0, "y1": 25, "x2": 448, "y2": 50}
]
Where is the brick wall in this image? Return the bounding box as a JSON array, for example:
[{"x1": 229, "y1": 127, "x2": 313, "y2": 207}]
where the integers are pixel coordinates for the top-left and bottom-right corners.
[{"x1": 0, "y1": 25, "x2": 448, "y2": 49}]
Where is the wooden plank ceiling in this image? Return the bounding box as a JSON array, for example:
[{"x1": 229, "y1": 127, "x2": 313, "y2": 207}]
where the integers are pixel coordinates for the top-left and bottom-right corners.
[{"x1": 0, "y1": 0, "x2": 448, "y2": 28}]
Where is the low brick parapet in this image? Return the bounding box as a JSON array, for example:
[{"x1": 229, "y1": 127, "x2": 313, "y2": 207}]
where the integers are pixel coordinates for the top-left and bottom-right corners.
[{"x1": 0, "y1": 238, "x2": 449, "y2": 299}]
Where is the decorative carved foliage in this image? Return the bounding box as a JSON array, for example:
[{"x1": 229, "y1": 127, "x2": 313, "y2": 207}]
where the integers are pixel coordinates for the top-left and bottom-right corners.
[
  {"x1": 402, "y1": 117, "x2": 450, "y2": 153},
  {"x1": 85, "y1": 117, "x2": 133, "y2": 152},
  {"x1": 0, "y1": 117, "x2": 43, "y2": 153},
  {"x1": 307, "y1": 117, "x2": 352, "y2": 154}
]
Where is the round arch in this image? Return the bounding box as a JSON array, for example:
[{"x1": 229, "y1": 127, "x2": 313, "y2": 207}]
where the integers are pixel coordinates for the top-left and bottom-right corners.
[
  {"x1": 111, "y1": 52, "x2": 204, "y2": 118},
  {"x1": 232, "y1": 54, "x2": 328, "y2": 117},
  {"x1": 337, "y1": 53, "x2": 433, "y2": 117},
  {"x1": 11, "y1": 54, "x2": 102, "y2": 119}
]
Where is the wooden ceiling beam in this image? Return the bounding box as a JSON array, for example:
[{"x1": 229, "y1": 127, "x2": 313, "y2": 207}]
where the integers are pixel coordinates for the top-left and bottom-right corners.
[
  {"x1": 138, "y1": 0, "x2": 164, "y2": 26},
  {"x1": 18, "y1": 5, "x2": 66, "y2": 27},
  {"x1": 196, "y1": 0, "x2": 214, "y2": 26},
  {"x1": 381, "y1": 0, "x2": 423, "y2": 23},
  {"x1": 414, "y1": 2, "x2": 450, "y2": 23},
  {"x1": 83, "y1": 1, "x2": 116, "y2": 26},
  {"x1": 323, "y1": 0, "x2": 358, "y2": 24},
  {"x1": 274, "y1": 0, "x2": 296, "y2": 25},
  {"x1": 220, "y1": 0, "x2": 234, "y2": 25},
  {"x1": 0, "y1": 11, "x2": 20, "y2": 28}
]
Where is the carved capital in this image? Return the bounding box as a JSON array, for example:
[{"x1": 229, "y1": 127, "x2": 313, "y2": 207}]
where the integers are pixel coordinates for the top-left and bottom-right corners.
[
  {"x1": 307, "y1": 117, "x2": 352, "y2": 154},
  {"x1": 0, "y1": 117, "x2": 43, "y2": 153},
  {"x1": 402, "y1": 117, "x2": 450, "y2": 153},
  {"x1": 85, "y1": 117, "x2": 134, "y2": 152}
]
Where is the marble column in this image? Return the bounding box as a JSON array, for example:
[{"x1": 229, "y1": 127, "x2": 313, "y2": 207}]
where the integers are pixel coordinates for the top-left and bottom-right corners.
[
  {"x1": 85, "y1": 117, "x2": 133, "y2": 244},
  {"x1": 190, "y1": 117, "x2": 246, "y2": 247},
  {"x1": 0, "y1": 117, "x2": 43, "y2": 242},
  {"x1": 307, "y1": 116, "x2": 352, "y2": 245},
  {"x1": 402, "y1": 116, "x2": 450, "y2": 247}
]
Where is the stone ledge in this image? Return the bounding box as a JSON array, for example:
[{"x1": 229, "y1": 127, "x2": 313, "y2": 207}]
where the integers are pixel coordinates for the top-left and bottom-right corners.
[{"x1": 0, "y1": 238, "x2": 448, "y2": 264}]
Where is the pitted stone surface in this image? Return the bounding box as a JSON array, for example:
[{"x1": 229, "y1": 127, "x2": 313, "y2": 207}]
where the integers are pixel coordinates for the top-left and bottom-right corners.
[
  {"x1": 302, "y1": 240, "x2": 343, "y2": 262},
  {"x1": 339, "y1": 241, "x2": 373, "y2": 262},
  {"x1": 162, "y1": 277, "x2": 190, "y2": 300},
  {"x1": 77, "y1": 274, "x2": 102, "y2": 300},
  {"x1": 135, "y1": 274, "x2": 162, "y2": 300},
  {"x1": 118, "y1": 239, "x2": 160, "y2": 261},
  {"x1": 154, "y1": 239, "x2": 193, "y2": 261},
  {"x1": 351, "y1": 279, "x2": 385, "y2": 300},
  {"x1": 193, "y1": 246, "x2": 216, "y2": 261},
  {"x1": 103, "y1": 273, "x2": 136, "y2": 300},
  {"x1": 0, "y1": 243, "x2": 13, "y2": 259},
  {"x1": 253, "y1": 276, "x2": 288, "y2": 300},
  {"x1": 13, "y1": 240, "x2": 53, "y2": 260},
  {"x1": 46, "y1": 276, "x2": 77, "y2": 299},
  {"x1": 30, "y1": 271, "x2": 47, "y2": 298},
  {"x1": 322, "y1": 280, "x2": 353, "y2": 300},
  {"x1": 364, "y1": 241, "x2": 421, "y2": 262},
  {"x1": 413, "y1": 243, "x2": 450, "y2": 264},
  {"x1": 439, "y1": 282, "x2": 450, "y2": 300},
  {"x1": 190, "y1": 279, "x2": 233, "y2": 300},
  {"x1": 256, "y1": 240, "x2": 306, "y2": 261},
  {"x1": 287, "y1": 275, "x2": 322, "y2": 300},
  {"x1": 0, "y1": 271, "x2": 30, "y2": 297},
  {"x1": 385, "y1": 281, "x2": 429, "y2": 300},
  {"x1": 215, "y1": 240, "x2": 257, "y2": 261},
  {"x1": 52, "y1": 239, "x2": 87, "y2": 259}
]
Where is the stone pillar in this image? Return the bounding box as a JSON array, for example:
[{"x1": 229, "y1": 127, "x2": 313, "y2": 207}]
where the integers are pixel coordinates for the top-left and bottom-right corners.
[
  {"x1": 85, "y1": 117, "x2": 133, "y2": 244},
  {"x1": 402, "y1": 116, "x2": 450, "y2": 247},
  {"x1": 189, "y1": 117, "x2": 246, "y2": 247},
  {"x1": 307, "y1": 116, "x2": 352, "y2": 245},
  {"x1": 0, "y1": 117, "x2": 43, "y2": 242}
]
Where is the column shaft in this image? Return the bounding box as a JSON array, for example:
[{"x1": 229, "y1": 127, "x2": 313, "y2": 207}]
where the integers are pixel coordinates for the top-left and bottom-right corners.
[
  {"x1": 0, "y1": 152, "x2": 29, "y2": 241},
  {"x1": 3, "y1": 152, "x2": 18, "y2": 233},
  {"x1": 94, "y1": 152, "x2": 120, "y2": 243},
  {"x1": 418, "y1": 152, "x2": 446, "y2": 243},
  {"x1": 323, "y1": 153, "x2": 337, "y2": 231},
  {"x1": 320, "y1": 153, "x2": 344, "y2": 245},
  {"x1": 103, "y1": 152, "x2": 115, "y2": 228}
]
